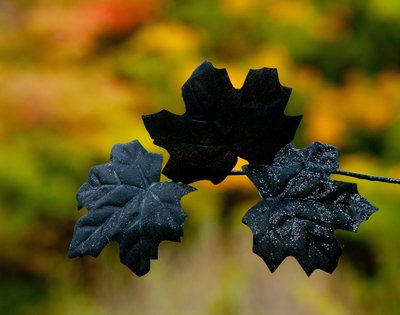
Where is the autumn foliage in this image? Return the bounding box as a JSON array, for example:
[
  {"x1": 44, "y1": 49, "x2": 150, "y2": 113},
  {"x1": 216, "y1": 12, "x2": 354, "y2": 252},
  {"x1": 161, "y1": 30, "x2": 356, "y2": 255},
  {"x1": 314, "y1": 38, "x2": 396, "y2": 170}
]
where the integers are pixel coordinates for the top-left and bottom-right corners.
[{"x1": 0, "y1": 0, "x2": 399, "y2": 314}]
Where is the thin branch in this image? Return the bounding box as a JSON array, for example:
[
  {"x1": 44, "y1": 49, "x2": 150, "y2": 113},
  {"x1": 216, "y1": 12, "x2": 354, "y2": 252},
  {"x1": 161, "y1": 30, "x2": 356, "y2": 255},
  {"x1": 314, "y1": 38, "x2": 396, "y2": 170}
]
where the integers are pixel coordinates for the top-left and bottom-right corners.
[
  {"x1": 229, "y1": 169, "x2": 400, "y2": 184},
  {"x1": 230, "y1": 170, "x2": 245, "y2": 175},
  {"x1": 331, "y1": 169, "x2": 400, "y2": 184}
]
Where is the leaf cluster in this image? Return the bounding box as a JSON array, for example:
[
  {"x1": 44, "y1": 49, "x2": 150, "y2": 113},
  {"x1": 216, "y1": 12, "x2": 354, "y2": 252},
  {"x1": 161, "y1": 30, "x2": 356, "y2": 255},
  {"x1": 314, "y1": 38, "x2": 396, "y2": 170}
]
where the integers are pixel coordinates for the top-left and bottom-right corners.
[{"x1": 69, "y1": 61, "x2": 377, "y2": 276}]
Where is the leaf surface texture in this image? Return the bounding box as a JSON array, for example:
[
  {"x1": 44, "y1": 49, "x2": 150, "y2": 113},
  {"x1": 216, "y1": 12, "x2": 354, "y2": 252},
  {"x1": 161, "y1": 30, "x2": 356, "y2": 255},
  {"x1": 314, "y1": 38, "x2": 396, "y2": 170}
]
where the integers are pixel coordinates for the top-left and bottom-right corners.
[
  {"x1": 242, "y1": 142, "x2": 377, "y2": 275},
  {"x1": 68, "y1": 140, "x2": 195, "y2": 276}
]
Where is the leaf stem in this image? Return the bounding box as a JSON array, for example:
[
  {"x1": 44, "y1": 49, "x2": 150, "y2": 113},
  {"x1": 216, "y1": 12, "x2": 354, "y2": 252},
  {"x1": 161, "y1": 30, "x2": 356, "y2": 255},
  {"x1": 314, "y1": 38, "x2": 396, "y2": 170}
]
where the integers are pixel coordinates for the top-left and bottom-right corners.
[{"x1": 229, "y1": 169, "x2": 400, "y2": 184}]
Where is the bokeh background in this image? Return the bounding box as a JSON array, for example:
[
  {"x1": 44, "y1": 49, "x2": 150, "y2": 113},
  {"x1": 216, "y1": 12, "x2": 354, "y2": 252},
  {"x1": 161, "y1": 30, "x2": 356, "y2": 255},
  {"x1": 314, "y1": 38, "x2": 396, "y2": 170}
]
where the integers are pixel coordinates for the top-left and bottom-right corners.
[{"x1": 1, "y1": 0, "x2": 400, "y2": 314}]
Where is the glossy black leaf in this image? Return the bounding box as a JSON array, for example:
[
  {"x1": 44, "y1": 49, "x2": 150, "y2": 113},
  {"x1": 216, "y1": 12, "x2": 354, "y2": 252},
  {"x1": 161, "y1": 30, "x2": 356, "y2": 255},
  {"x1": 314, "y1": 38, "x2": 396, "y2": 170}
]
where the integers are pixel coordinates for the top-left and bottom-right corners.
[
  {"x1": 68, "y1": 140, "x2": 195, "y2": 276},
  {"x1": 143, "y1": 60, "x2": 302, "y2": 184},
  {"x1": 242, "y1": 142, "x2": 377, "y2": 275}
]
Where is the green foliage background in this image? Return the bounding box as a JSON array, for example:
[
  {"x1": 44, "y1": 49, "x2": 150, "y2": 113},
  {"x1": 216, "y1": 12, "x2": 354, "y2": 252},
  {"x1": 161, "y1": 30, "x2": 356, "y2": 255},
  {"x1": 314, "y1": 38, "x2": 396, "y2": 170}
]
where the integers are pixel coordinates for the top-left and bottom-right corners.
[{"x1": 0, "y1": 0, "x2": 399, "y2": 314}]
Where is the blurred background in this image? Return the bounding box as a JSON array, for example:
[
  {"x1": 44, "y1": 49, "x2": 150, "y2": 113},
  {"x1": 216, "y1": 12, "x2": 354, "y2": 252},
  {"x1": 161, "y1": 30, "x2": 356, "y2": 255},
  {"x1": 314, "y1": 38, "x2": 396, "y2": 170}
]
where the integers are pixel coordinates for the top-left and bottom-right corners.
[{"x1": 0, "y1": 0, "x2": 400, "y2": 314}]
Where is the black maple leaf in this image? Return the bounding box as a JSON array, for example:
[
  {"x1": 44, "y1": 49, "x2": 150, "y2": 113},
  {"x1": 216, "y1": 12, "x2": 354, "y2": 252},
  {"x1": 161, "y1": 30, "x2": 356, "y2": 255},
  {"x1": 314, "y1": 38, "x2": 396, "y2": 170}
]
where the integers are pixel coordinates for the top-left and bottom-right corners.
[
  {"x1": 242, "y1": 142, "x2": 377, "y2": 275},
  {"x1": 68, "y1": 140, "x2": 195, "y2": 276},
  {"x1": 143, "y1": 60, "x2": 302, "y2": 184}
]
